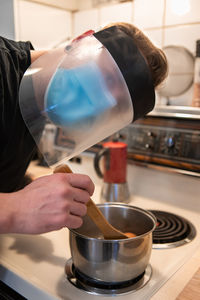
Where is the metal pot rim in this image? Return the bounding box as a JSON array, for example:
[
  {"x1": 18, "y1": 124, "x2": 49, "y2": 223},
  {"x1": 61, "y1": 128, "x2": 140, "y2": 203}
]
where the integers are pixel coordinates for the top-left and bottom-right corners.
[{"x1": 70, "y1": 203, "x2": 157, "y2": 242}]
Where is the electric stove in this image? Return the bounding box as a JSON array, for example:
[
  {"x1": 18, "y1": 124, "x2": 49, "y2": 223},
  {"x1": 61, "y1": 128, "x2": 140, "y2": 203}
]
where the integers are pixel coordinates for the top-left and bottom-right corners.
[
  {"x1": 0, "y1": 159, "x2": 199, "y2": 300},
  {"x1": 0, "y1": 114, "x2": 200, "y2": 299}
]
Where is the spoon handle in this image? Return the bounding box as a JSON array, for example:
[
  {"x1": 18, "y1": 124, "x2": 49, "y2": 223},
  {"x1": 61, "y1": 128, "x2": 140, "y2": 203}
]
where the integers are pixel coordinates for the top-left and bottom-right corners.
[
  {"x1": 53, "y1": 164, "x2": 127, "y2": 239},
  {"x1": 86, "y1": 198, "x2": 127, "y2": 239}
]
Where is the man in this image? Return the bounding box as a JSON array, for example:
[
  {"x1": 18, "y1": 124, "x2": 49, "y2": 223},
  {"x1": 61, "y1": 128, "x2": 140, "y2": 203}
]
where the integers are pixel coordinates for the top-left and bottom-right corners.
[{"x1": 0, "y1": 22, "x2": 168, "y2": 235}]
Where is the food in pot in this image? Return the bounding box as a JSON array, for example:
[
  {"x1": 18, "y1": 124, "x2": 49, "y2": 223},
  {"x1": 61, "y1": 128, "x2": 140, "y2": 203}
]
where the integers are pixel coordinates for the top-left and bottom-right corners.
[{"x1": 124, "y1": 232, "x2": 136, "y2": 238}]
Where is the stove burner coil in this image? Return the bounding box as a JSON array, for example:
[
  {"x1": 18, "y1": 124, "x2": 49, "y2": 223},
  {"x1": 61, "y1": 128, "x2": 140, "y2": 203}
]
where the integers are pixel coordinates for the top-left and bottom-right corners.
[{"x1": 150, "y1": 210, "x2": 196, "y2": 249}]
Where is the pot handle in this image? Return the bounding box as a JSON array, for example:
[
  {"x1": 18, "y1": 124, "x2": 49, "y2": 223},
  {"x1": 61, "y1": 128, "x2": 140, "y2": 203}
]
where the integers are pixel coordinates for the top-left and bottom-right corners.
[{"x1": 94, "y1": 148, "x2": 110, "y2": 178}]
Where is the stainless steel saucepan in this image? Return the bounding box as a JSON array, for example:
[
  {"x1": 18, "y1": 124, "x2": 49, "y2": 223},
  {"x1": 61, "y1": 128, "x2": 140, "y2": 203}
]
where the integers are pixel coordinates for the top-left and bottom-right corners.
[{"x1": 69, "y1": 203, "x2": 156, "y2": 283}]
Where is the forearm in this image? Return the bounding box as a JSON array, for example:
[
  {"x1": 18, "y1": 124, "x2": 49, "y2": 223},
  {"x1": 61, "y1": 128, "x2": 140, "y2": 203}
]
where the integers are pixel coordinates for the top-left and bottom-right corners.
[
  {"x1": 0, "y1": 193, "x2": 17, "y2": 233},
  {"x1": 30, "y1": 50, "x2": 48, "y2": 63},
  {"x1": 0, "y1": 173, "x2": 94, "y2": 235}
]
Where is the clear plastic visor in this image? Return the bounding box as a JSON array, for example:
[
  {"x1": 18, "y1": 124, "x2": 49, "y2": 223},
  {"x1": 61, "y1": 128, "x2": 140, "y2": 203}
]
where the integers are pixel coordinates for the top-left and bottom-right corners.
[{"x1": 19, "y1": 35, "x2": 133, "y2": 167}]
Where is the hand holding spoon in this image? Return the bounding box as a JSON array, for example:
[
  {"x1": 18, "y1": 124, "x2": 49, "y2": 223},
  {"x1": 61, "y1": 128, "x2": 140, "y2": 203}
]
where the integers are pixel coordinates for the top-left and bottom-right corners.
[{"x1": 53, "y1": 164, "x2": 135, "y2": 239}]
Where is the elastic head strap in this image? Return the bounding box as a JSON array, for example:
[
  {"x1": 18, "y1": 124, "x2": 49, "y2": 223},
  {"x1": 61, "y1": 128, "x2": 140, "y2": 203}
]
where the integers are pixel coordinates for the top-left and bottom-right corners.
[{"x1": 94, "y1": 26, "x2": 155, "y2": 121}]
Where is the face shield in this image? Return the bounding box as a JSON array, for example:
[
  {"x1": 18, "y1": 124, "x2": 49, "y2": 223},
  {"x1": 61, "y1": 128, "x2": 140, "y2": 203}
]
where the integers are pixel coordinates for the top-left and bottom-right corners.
[{"x1": 19, "y1": 26, "x2": 155, "y2": 167}]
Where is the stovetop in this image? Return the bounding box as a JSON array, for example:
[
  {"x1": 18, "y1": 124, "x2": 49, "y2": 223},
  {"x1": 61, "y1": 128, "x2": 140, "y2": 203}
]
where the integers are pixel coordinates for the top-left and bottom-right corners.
[
  {"x1": 0, "y1": 161, "x2": 200, "y2": 300},
  {"x1": 0, "y1": 194, "x2": 200, "y2": 300}
]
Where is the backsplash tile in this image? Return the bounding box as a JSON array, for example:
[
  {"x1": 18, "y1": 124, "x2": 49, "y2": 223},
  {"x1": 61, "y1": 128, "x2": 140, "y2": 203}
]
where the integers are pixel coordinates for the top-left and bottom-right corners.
[
  {"x1": 165, "y1": 0, "x2": 200, "y2": 26},
  {"x1": 99, "y1": 2, "x2": 133, "y2": 27},
  {"x1": 164, "y1": 23, "x2": 200, "y2": 54},
  {"x1": 73, "y1": 9, "x2": 99, "y2": 37},
  {"x1": 133, "y1": 0, "x2": 165, "y2": 29},
  {"x1": 143, "y1": 28, "x2": 163, "y2": 47}
]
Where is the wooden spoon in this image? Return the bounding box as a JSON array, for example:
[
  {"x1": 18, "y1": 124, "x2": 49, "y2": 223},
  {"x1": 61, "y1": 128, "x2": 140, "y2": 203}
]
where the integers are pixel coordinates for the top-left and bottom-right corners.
[{"x1": 53, "y1": 164, "x2": 132, "y2": 239}]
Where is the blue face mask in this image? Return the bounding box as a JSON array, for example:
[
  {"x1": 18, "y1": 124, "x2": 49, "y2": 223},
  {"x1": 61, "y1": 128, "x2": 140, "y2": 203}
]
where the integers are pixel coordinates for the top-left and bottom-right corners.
[{"x1": 44, "y1": 61, "x2": 116, "y2": 128}]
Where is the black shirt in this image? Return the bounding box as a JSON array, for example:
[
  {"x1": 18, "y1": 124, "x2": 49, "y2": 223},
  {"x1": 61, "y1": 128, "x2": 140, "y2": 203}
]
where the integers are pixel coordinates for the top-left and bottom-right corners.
[{"x1": 0, "y1": 36, "x2": 37, "y2": 192}]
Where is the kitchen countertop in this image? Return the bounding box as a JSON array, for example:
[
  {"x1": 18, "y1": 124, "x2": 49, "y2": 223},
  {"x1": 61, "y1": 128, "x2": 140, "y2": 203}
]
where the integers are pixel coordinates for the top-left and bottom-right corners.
[
  {"x1": 0, "y1": 161, "x2": 200, "y2": 299},
  {"x1": 176, "y1": 267, "x2": 200, "y2": 300}
]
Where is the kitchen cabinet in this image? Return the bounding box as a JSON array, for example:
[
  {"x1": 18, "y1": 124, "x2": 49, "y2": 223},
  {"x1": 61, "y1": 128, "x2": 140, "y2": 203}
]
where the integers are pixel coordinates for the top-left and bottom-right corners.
[{"x1": 14, "y1": 0, "x2": 72, "y2": 49}]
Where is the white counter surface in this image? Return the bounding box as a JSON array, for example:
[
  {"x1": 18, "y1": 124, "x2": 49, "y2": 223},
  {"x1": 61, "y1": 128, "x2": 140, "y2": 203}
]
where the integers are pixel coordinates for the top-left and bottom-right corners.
[{"x1": 0, "y1": 161, "x2": 200, "y2": 299}]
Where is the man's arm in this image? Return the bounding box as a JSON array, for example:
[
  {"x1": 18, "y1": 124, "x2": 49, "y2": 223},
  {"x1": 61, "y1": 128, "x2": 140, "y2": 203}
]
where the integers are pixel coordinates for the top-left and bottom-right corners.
[
  {"x1": 0, "y1": 173, "x2": 94, "y2": 234},
  {"x1": 30, "y1": 50, "x2": 48, "y2": 63}
]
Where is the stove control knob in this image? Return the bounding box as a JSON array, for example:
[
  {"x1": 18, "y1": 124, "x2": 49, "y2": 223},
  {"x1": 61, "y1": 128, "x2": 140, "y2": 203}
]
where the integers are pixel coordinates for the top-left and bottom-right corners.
[
  {"x1": 145, "y1": 143, "x2": 153, "y2": 150},
  {"x1": 145, "y1": 131, "x2": 156, "y2": 150},
  {"x1": 166, "y1": 136, "x2": 175, "y2": 148},
  {"x1": 147, "y1": 131, "x2": 156, "y2": 137}
]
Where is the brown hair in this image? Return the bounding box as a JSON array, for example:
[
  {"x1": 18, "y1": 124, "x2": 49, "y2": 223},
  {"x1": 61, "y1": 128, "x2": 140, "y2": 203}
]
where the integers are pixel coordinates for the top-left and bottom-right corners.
[{"x1": 104, "y1": 22, "x2": 168, "y2": 88}]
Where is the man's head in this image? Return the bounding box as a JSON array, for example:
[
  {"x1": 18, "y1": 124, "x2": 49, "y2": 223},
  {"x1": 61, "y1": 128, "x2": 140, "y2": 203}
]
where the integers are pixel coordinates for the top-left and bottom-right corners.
[
  {"x1": 94, "y1": 25, "x2": 160, "y2": 121},
  {"x1": 19, "y1": 22, "x2": 168, "y2": 166},
  {"x1": 103, "y1": 22, "x2": 168, "y2": 89}
]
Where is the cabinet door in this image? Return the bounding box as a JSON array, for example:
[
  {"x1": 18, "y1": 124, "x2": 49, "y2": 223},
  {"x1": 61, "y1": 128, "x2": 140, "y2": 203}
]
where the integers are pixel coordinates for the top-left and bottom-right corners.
[{"x1": 15, "y1": 0, "x2": 72, "y2": 49}]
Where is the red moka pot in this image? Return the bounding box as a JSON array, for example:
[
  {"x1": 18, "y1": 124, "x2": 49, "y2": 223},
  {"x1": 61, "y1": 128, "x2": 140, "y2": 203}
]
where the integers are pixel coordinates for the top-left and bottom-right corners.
[{"x1": 94, "y1": 141, "x2": 130, "y2": 203}]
